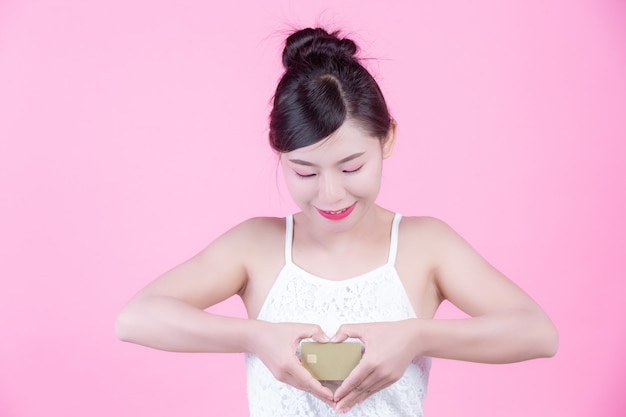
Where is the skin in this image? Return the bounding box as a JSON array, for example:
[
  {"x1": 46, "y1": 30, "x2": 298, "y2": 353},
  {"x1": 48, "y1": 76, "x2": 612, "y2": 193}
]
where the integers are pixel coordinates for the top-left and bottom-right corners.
[{"x1": 116, "y1": 119, "x2": 558, "y2": 413}]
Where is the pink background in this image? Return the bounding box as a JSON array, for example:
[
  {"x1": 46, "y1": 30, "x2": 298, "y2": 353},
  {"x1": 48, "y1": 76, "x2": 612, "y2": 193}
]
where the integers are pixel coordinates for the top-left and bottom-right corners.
[{"x1": 1, "y1": 1, "x2": 625, "y2": 416}]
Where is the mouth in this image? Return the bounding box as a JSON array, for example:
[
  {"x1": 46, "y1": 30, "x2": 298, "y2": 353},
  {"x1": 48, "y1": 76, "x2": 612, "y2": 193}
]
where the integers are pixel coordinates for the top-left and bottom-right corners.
[{"x1": 316, "y1": 203, "x2": 357, "y2": 220}]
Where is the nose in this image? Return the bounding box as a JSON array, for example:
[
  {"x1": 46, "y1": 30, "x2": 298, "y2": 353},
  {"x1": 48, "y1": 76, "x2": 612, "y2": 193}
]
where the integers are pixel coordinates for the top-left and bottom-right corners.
[{"x1": 318, "y1": 172, "x2": 345, "y2": 205}]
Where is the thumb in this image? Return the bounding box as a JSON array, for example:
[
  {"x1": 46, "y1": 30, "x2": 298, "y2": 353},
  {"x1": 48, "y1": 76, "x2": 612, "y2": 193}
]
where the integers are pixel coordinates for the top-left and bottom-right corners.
[
  {"x1": 308, "y1": 326, "x2": 330, "y2": 343},
  {"x1": 330, "y1": 324, "x2": 358, "y2": 343}
]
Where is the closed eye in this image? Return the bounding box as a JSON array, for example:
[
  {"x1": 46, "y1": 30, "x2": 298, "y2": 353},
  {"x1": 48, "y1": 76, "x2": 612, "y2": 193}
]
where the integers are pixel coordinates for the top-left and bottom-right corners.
[
  {"x1": 343, "y1": 164, "x2": 364, "y2": 174},
  {"x1": 295, "y1": 171, "x2": 316, "y2": 178}
]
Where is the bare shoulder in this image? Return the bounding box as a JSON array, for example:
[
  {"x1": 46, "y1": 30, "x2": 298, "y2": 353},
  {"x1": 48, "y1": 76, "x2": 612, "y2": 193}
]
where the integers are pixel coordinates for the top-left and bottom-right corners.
[
  {"x1": 220, "y1": 216, "x2": 286, "y2": 250},
  {"x1": 208, "y1": 216, "x2": 287, "y2": 275},
  {"x1": 397, "y1": 215, "x2": 461, "y2": 250},
  {"x1": 131, "y1": 216, "x2": 288, "y2": 310},
  {"x1": 242, "y1": 216, "x2": 286, "y2": 232},
  {"x1": 398, "y1": 215, "x2": 488, "y2": 266},
  {"x1": 395, "y1": 215, "x2": 470, "y2": 278},
  {"x1": 398, "y1": 215, "x2": 451, "y2": 232}
]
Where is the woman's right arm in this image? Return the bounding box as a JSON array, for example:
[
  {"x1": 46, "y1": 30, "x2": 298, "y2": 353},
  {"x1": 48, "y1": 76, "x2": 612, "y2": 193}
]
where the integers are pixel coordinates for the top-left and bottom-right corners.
[
  {"x1": 115, "y1": 218, "x2": 263, "y2": 353},
  {"x1": 116, "y1": 296, "x2": 264, "y2": 353},
  {"x1": 115, "y1": 218, "x2": 335, "y2": 404}
]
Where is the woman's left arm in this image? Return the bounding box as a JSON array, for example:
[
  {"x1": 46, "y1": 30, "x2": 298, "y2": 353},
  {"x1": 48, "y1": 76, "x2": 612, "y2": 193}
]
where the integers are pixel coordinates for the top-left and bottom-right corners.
[
  {"x1": 332, "y1": 217, "x2": 558, "y2": 412},
  {"x1": 416, "y1": 216, "x2": 558, "y2": 362}
]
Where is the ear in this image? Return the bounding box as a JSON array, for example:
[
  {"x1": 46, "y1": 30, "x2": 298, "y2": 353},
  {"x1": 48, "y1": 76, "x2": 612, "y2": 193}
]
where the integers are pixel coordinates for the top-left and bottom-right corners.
[{"x1": 381, "y1": 119, "x2": 397, "y2": 159}]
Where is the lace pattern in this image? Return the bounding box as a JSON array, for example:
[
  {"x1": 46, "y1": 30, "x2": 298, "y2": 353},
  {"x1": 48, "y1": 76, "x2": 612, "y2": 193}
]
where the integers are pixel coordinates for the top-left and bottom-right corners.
[{"x1": 245, "y1": 214, "x2": 431, "y2": 417}]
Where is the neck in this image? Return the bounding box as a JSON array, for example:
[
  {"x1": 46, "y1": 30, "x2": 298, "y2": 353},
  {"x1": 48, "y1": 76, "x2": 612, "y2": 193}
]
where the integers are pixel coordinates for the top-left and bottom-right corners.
[{"x1": 295, "y1": 205, "x2": 392, "y2": 251}]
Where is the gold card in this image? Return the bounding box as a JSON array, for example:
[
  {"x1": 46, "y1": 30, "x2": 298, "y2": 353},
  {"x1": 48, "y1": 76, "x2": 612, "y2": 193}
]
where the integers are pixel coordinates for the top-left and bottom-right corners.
[{"x1": 300, "y1": 342, "x2": 362, "y2": 381}]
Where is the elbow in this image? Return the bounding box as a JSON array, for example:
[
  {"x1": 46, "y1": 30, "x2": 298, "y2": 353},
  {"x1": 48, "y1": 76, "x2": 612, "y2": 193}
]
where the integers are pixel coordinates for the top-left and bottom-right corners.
[
  {"x1": 115, "y1": 310, "x2": 131, "y2": 342},
  {"x1": 528, "y1": 313, "x2": 559, "y2": 359},
  {"x1": 541, "y1": 321, "x2": 559, "y2": 358},
  {"x1": 514, "y1": 309, "x2": 559, "y2": 361},
  {"x1": 115, "y1": 305, "x2": 140, "y2": 343}
]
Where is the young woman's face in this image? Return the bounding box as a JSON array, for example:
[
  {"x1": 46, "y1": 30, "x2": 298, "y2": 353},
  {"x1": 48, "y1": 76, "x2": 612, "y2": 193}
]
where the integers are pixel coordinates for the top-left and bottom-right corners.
[{"x1": 281, "y1": 119, "x2": 394, "y2": 231}]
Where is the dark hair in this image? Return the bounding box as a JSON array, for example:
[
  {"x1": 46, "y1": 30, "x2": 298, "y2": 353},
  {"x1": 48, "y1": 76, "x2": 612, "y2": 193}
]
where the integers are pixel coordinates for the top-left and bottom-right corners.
[{"x1": 269, "y1": 28, "x2": 391, "y2": 153}]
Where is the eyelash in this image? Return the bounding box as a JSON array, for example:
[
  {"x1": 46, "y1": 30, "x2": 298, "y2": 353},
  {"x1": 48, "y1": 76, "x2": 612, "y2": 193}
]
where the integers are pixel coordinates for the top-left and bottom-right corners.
[
  {"x1": 294, "y1": 165, "x2": 363, "y2": 178},
  {"x1": 295, "y1": 172, "x2": 316, "y2": 178},
  {"x1": 343, "y1": 165, "x2": 363, "y2": 174}
]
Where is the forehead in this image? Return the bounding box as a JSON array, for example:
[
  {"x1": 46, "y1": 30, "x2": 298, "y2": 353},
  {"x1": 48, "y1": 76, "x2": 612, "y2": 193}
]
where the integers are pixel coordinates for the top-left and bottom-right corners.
[{"x1": 285, "y1": 120, "x2": 380, "y2": 160}]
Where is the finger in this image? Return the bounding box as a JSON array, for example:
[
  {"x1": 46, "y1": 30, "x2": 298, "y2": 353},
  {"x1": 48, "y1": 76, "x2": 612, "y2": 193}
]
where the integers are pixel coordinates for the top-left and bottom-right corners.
[
  {"x1": 310, "y1": 327, "x2": 330, "y2": 343},
  {"x1": 335, "y1": 352, "x2": 377, "y2": 401},
  {"x1": 333, "y1": 354, "x2": 397, "y2": 410},
  {"x1": 335, "y1": 372, "x2": 393, "y2": 413},
  {"x1": 353, "y1": 378, "x2": 394, "y2": 404},
  {"x1": 288, "y1": 360, "x2": 335, "y2": 405},
  {"x1": 333, "y1": 360, "x2": 374, "y2": 401},
  {"x1": 334, "y1": 384, "x2": 370, "y2": 413},
  {"x1": 331, "y1": 323, "x2": 359, "y2": 343},
  {"x1": 299, "y1": 324, "x2": 330, "y2": 343}
]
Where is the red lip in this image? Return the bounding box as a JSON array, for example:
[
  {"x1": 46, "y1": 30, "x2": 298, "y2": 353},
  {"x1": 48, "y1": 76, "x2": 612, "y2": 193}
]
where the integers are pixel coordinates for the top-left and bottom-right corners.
[{"x1": 316, "y1": 203, "x2": 357, "y2": 220}]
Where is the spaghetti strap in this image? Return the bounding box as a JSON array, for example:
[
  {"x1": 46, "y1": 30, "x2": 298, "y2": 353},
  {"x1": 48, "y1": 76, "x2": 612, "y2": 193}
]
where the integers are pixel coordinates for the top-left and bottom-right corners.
[
  {"x1": 388, "y1": 213, "x2": 402, "y2": 266},
  {"x1": 284, "y1": 214, "x2": 293, "y2": 265}
]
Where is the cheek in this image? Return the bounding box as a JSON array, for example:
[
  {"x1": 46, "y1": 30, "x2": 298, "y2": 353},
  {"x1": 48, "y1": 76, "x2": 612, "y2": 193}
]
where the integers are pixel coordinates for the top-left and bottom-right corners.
[
  {"x1": 283, "y1": 175, "x2": 313, "y2": 201},
  {"x1": 352, "y1": 166, "x2": 383, "y2": 195},
  {"x1": 358, "y1": 179, "x2": 382, "y2": 197}
]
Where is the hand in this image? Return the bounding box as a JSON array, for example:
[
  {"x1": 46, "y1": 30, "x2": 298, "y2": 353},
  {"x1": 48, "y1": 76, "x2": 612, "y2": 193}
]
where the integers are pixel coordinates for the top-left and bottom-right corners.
[
  {"x1": 331, "y1": 320, "x2": 418, "y2": 413},
  {"x1": 251, "y1": 321, "x2": 335, "y2": 407}
]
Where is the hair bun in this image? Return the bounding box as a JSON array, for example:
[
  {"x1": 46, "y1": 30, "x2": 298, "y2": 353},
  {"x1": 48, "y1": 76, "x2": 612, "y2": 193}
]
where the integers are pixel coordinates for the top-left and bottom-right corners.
[{"x1": 282, "y1": 28, "x2": 358, "y2": 69}]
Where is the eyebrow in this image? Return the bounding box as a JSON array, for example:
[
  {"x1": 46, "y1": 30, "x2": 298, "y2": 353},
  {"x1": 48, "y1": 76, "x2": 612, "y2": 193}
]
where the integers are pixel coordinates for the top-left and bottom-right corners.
[{"x1": 288, "y1": 152, "x2": 365, "y2": 167}]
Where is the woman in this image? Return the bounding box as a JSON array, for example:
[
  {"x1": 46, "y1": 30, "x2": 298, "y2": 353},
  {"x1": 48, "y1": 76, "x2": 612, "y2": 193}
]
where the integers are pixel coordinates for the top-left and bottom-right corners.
[{"x1": 116, "y1": 27, "x2": 558, "y2": 416}]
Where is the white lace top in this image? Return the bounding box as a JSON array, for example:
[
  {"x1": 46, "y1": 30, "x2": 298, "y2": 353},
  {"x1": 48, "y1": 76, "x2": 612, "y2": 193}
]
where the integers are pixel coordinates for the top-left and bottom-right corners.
[{"x1": 245, "y1": 214, "x2": 431, "y2": 416}]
